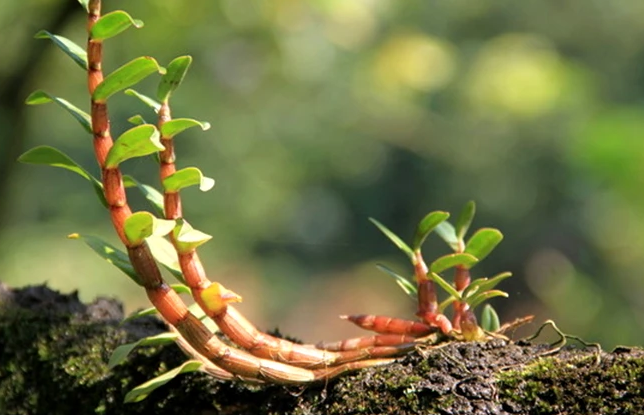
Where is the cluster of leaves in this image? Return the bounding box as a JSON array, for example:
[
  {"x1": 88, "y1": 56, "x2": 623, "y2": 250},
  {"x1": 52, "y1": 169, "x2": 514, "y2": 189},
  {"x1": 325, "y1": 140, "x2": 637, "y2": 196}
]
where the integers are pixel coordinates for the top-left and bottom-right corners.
[
  {"x1": 21, "y1": 2, "x2": 217, "y2": 402},
  {"x1": 371, "y1": 201, "x2": 511, "y2": 333}
]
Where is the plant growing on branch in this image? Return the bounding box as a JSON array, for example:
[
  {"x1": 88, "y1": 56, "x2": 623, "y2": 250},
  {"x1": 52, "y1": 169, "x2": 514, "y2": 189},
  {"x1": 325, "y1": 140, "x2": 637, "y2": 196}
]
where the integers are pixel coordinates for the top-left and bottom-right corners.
[
  {"x1": 19, "y1": 0, "x2": 517, "y2": 403},
  {"x1": 362, "y1": 201, "x2": 510, "y2": 341}
]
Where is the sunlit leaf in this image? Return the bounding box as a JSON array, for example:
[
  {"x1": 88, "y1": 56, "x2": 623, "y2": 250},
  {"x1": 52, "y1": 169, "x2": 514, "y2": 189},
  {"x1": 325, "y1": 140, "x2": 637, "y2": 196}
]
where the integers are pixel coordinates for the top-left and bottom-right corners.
[
  {"x1": 455, "y1": 201, "x2": 476, "y2": 240},
  {"x1": 157, "y1": 55, "x2": 193, "y2": 102},
  {"x1": 163, "y1": 167, "x2": 215, "y2": 192},
  {"x1": 480, "y1": 304, "x2": 501, "y2": 332},
  {"x1": 430, "y1": 253, "x2": 478, "y2": 274},
  {"x1": 108, "y1": 332, "x2": 179, "y2": 369},
  {"x1": 172, "y1": 219, "x2": 212, "y2": 253},
  {"x1": 124, "y1": 360, "x2": 203, "y2": 403},
  {"x1": 68, "y1": 233, "x2": 139, "y2": 284},
  {"x1": 105, "y1": 125, "x2": 163, "y2": 168},
  {"x1": 376, "y1": 264, "x2": 416, "y2": 298},
  {"x1": 429, "y1": 272, "x2": 461, "y2": 300},
  {"x1": 435, "y1": 221, "x2": 460, "y2": 251},
  {"x1": 160, "y1": 118, "x2": 211, "y2": 138},
  {"x1": 34, "y1": 31, "x2": 87, "y2": 70},
  {"x1": 93, "y1": 57, "x2": 164, "y2": 102},
  {"x1": 463, "y1": 272, "x2": 512, "y2": 300},
  {"x1": 123, "y1": 212, "x2": 175, "y2": 246},
  {"x1": 25, "y1": 90, "x2": 91, "y2": 133},
  {"x1": 18, "y1": 146, "x2": 106, "y2": 207},
  {"x1": 412, "y1": 211, "x2": 449, "y2": 250},
  {"x1": 77, "y1": 0, "x2": 89, "y2": 12},
  {"x1": 467, "y1": 290, "x2": 509, "y2": 310},
  {"x1": 90, "y1": 11, "x2": 143, "y2": 41},
  {"x1": 369, "y1": 218, "x2": 413, "y2": 260},
  {"x1": 146, "y1": 235, "x2": 184, "y2": 282},
  {"x1": 464, "y1": 228, "x2": 503, "y2": 262}
]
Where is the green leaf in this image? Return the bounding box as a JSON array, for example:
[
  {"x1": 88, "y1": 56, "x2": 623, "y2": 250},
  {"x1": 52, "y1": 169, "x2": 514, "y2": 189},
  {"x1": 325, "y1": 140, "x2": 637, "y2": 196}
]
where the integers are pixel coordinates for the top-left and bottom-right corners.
[
  {"x1": 146, "y1": 235, "x2": 185, "y2": 282},
  {"x1": 467, "y1": 290, "x2": 509, "y2": 310},
  {"x1": 121, "y1": 307, "x2": 158, "y2": 324},
  {"x1": 160, "y1": 118, "x2": 211, "y2": 138},
  {"x1": 375, "y1": 264, "x2": 417, "y2": 298},
  {"x1": 68, "y1": 233, "x2": 140, "y2": 284},
  {"x1": 412, "y1": 211, "x2": 449, "y2": 250},
  {"x1": 122, "y1": 176, "x2": 164, "y2": 216},
  {"x1": 18, "y1": 146, "x2": 106, "y2": 207},
  {"x1": 463, "y1": 272, "x2": 513, "y2": 300},
  {"x1": 429, "y1": 272, "x2": 461, "y2": 300},
  {"x1": 157, "y1": 55, "x2": 193, "y2": 102},
  {"x1": 163, "y1": 167, "x2": 215, "y2": 192},
  {"x1": 25, "y1": 90, "x2": 91, "y2": 133},
  {"x1": 369, "y1": 218, "x2": 414, "y2": 261},
  {"x1": 105, "y1": 125, "x2": 163, "y2": 168},
  {"x1": 90, "y1": 11, "x2": 143, "y2": 41},
  {"x1": 123, "y1": 212, "x2": 176, "y2": 246},
  {"x1": 108, "y1": 332, "x2": 179, "y2": 369},
  {"x1": 172, "y1": 219, "x2": 212, "y2": 253},
  {"x1": 127, "y1": 115, "x2": 147, "y2": 125},
  {"x1": 34, "y1": 31, "x2": 87, "y2": 70},
  {"x1": 125, "y1": 89, "x2": 161, "y2": 112},
  {"x1": 93, "y1": 57, "x2": 165, "y2": 102},
  {"x1": 430, "y1": 253, "x2": 479, "y2": 274},
  {"x1": 455, "y1": 201, "x2": 476, "y2": 240},
  {"x1": 464, "y1": 228, "x2": 503, "y2": 262},
  {"x1": 435, "y1": 221, "x2": 460, "y2": 251},
  {"x1": 124, "y1": 360, "x2": 202, "y2": 403},
  {"x1": 480, "y1": 304, "x2": 501, "y2": 332}
]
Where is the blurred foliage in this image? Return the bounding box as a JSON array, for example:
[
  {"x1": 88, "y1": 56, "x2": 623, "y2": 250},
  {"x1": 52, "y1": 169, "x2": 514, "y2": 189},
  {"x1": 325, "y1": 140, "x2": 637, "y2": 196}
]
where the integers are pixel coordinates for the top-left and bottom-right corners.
[{"x1": 2, "y1": 0, "x2": 644, "y2": 349}]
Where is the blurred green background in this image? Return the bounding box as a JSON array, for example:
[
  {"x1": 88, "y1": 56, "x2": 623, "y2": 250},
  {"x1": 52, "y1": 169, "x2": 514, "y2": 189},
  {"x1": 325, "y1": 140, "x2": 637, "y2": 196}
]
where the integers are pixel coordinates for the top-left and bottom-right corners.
[{"x1": 1, "y1": 0, "x2": 643, "y2": 349}]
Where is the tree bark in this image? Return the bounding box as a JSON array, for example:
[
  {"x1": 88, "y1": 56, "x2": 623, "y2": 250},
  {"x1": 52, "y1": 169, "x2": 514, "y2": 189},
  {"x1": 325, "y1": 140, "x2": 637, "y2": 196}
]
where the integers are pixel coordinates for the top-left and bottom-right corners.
[{"x1": 0, "y1": 284, "x2": 641, "y2": 415}]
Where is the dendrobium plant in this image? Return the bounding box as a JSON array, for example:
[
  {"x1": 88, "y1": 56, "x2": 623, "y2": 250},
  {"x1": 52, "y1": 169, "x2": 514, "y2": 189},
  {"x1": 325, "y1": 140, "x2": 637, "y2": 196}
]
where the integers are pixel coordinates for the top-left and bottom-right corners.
[{"x1": 20, "y1": 0, "x2": 514, "y2": 402}]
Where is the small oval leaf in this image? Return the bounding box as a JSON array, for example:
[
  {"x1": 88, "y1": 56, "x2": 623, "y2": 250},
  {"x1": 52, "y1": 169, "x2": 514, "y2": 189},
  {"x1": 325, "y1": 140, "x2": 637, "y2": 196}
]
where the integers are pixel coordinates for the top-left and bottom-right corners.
[
  {"x1": 123, "y1": 212, "x2": 175, "y2": 246},
  {"x1": 455, "y1": 201, "x2": 476, "y2": 240},
  {"x1": 68, "y1": 233, "x2": 140, "y2": 284},
  {"x1": 163, "y1": 167, "x2": 215, "y2": 192},
  {"x1": 124, "y1": 360, "x2": 202, "y2": 403},
  {"x1": 464, "y1": 228, "x2": 503, "y2": 262},
  {"x1": 125, "y1": 89, "x2": 161, "y2": 112},
  {"x1": 93, "y1": 57, "x2": 165, "y2": 102},
  {"x1": 34, "y1": 30, "x2": 87, "y2": 70},
  {"x1": 172, "y1": 219, "x2": 212, "y2": 253},
  {"x1": 157, "y1": 55, "x2": 193, "y2": 102},
  {"x1": 480, "y1": 304, "x2": 501, "y2": 332},
  {"x1": 369, "y1": 218, "x2": 414, "y2": 261},
  {"x1": 435, "y1": 221, "x2": 460, "y2": 251},
  {"x1": 105, "y1": 125, "x2": 163, "y2": 168},
  {"x1": 160, "y1": 118, "x2": 211, "y2": 138},
  {"x1": 25, "y1": 90, "x2": 91, "y2": 133},
  {"x1": 19, "y1": 146, "x2": 106, "y2": 206},
  {"x1": 412, "y1": 211, "x2": 449, "y2": 250},
  {"x1": 90, "y1": 11, "x2": 143, "y2": 41},
  {"x1": 430, "y1": 253, "x2": 479, "y2": 274}
]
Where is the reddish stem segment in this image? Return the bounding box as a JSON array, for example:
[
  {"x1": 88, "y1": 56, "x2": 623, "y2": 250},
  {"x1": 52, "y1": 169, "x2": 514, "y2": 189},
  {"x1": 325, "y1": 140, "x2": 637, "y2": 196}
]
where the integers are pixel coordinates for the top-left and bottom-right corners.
[
  {"x1": 86, "y1": 0, "x2": 395, "y2": 383},
  {"x1": 451, "y1": 265, "x2": 471, "y2": 330},
  {"x1": 340, "y1": 314, "x2": 434, "y2": 337}
]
